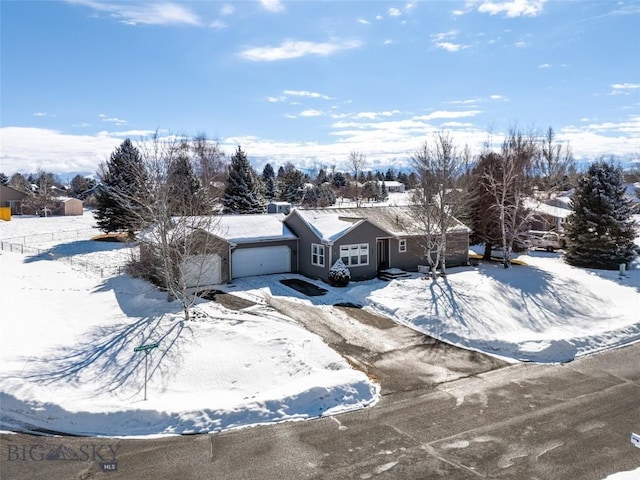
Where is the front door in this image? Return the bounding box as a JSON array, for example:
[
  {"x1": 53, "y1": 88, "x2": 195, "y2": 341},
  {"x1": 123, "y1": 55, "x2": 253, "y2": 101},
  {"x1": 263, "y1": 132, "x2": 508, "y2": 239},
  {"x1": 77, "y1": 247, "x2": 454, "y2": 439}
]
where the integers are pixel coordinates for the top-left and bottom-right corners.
[{"x1": 377, "y1": 239, "x2": 389, "y2": 271}]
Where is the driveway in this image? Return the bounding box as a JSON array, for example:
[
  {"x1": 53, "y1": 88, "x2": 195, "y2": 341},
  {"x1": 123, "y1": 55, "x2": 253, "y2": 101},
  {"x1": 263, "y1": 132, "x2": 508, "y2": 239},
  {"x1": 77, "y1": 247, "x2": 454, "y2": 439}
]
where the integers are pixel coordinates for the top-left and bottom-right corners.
[{"x1": 263, "y1": 295, "x2": 507, "y2": 395}]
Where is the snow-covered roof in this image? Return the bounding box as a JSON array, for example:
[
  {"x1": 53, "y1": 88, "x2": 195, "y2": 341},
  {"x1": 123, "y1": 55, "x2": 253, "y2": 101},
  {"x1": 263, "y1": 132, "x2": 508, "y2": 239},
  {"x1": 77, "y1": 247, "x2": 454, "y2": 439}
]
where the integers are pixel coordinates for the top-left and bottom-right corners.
[
  {"x1": 292, "y1": 206, "x2": 470, "y2": 242},
  {"x1": 140, "y1": 214, "x2": 296, "y2": 245},
  {"x1": 525, "y1": 199, "x2": 572, "y2": 219},
  {"x1": 214, "y1": 213, "x2": 297, "y2": 244},
  {"x1": 383, "y1": 181, "x2": 404, "y2": 187}
]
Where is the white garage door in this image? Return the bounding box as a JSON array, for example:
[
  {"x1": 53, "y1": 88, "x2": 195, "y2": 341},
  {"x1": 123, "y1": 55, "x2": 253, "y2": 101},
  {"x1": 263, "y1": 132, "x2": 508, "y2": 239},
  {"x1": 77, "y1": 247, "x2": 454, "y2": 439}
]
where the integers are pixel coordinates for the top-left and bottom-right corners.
[
  {"x1": 180, "y1": 254, "x2": 221, "y2": 288},
  {"x1": 232, "y1": 246, "x2": 291, "y2": 278}
]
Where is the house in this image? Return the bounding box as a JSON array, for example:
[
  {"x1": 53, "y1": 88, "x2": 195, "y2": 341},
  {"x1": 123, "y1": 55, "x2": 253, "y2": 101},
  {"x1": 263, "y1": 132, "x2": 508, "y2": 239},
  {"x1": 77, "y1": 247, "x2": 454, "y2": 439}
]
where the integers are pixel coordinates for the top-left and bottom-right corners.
[
  {"x1": 525, "y1": 198, "x2": 572, "y2": 232},
  {"x1": 383, "y1": 181, "x2": 405, "y2": 193},
  {"x1": 283, "y1": 206, "x2": 470, "y2": 282},
  {"x1": 0, "y1": 185, "x2": 28, "y2": 215},
  {"x1": 141, "y1": 206, "x2": 470, "y2": 288}
]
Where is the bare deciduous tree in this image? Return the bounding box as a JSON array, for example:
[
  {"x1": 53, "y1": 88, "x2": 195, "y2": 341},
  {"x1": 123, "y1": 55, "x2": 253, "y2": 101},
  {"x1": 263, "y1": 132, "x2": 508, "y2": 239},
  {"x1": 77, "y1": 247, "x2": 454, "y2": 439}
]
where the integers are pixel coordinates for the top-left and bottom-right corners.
[
  {"x1": 536, "y1": 127, "x2": 575, "y2": 193},
  {"x1": 481, "y1": 129, "x2": 537, "y2": 267},
  {"x1": 410, "y1": 132, "x2": 470, "y2": 279},
  {"x1": 348, "y1": 151, "x2": 366, "y2": 207},
  {"x1": 105, "y1": 132, "x2": 223, "y2": 320}
]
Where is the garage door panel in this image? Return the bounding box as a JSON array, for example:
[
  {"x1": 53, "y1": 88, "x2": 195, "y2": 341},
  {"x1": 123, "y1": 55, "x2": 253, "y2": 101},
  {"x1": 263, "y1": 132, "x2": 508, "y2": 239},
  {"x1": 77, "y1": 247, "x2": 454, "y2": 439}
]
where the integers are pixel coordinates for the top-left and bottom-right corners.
[
  {"x1": 180, "y1": 254, "x2": 221, "y2": 288},
  {"x1": 232, "y1": 246, "x2": 290, "y2": 278}
]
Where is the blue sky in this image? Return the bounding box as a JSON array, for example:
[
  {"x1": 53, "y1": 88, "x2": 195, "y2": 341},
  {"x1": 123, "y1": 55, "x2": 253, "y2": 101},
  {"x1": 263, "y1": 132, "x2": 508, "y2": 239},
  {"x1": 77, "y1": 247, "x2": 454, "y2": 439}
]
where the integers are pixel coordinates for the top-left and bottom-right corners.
[{"x1": 1, "y1": 0, "x2": 639, "y2": 177}]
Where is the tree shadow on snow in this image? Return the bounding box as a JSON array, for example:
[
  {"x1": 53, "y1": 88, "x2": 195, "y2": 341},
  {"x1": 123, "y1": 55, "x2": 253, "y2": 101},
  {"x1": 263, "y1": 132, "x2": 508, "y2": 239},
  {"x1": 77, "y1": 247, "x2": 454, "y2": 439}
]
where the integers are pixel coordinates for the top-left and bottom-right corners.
[
  {"x1": 22, "y1": 239, "x2": 132, "y2": 263},
  {"x1": 4, "y1": 276, "x2": 193, "y2": 398}
]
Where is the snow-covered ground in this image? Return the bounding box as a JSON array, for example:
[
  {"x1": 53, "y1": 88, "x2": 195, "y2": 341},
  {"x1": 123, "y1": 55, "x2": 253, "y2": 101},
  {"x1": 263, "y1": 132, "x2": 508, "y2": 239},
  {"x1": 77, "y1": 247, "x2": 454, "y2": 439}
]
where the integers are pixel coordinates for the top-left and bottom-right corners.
[
  {"x1": 1, "y1": 210, "x2": 639, "y2": 437},
  {"x1": 0, "y1": 213, "x2": 379, "y2": 436}
]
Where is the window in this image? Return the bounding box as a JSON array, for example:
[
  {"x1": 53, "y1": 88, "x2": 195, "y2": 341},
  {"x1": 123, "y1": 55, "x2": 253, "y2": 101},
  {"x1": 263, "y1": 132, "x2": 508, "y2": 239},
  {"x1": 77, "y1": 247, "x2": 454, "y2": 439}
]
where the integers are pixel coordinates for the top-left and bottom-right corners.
[
  {"x1": 339, "y1": 244, "x2": 369, "y2": 266},
  {"x1": 399, "y1": 239, "x2": 407, "y2": 253},
  {"x1": 311, "y1": 243, "x2": 325, "y2": 267}
]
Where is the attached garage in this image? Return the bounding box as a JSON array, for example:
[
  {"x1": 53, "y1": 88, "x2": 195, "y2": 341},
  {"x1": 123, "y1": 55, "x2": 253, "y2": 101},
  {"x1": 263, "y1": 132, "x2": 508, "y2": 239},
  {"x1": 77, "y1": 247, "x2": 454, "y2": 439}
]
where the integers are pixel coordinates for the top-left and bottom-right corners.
[
  {"x1": 180, "y1": 254, "x2": 222, "y2": 288},
  {"x1": 232, "y1": 246, "x2": 291, "y2": 278}
]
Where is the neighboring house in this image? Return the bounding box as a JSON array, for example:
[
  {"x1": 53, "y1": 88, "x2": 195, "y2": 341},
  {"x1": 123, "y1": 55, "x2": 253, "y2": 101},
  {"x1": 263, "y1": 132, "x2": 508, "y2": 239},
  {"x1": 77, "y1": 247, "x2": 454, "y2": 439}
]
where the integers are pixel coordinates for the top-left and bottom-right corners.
[
  {"x1": 526, "y1": 198, "x2": 572, "y2": 232},
  {"x1": 0, "y1": 185, "x2": 28, "y2": 215},
  {"x1": 383, "y1": 181, "x2": 405, "y2": 193},
  {"x1": 283, "y1": 206, "x2": 470, "y2": 282},
  {"x1": 140, "y1": 206, "x2": 470, "y2": 288}
]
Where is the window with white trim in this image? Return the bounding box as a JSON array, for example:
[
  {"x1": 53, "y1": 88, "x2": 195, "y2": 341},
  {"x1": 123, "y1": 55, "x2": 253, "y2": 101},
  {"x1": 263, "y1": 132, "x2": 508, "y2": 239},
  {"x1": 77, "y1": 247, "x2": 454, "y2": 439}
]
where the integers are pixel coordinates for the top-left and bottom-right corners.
[
  {"x1": 399, "y1": 239, "x2": 407, "y2": 253},
  {"x1": 339, "y1": 244, "x2": 369, "y2": 266},
  {"x1": 311, "y1": 243, "x2": 325, "y2": 267}
]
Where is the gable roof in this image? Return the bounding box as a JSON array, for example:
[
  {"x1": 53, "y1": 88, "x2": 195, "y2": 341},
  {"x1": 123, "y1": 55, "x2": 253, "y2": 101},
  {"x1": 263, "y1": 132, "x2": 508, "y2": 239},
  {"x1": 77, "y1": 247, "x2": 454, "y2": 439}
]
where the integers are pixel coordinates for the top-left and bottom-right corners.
[{"x1": 288, "y1": 206, "x2": 470, "y2": 243}]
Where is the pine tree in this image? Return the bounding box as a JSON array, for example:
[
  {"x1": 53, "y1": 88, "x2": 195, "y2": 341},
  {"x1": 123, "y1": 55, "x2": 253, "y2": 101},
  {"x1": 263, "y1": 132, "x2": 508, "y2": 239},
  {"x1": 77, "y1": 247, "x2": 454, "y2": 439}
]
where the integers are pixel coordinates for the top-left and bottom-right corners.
[
  {"x1": 221, "y1": 146, "x2": 265, "y2": 214},
  {"x1": 167, "y1": 150, "x2": 209, "y2": 215},
  {"x1": 262, "y1": 163, "x2": 278, "y2": 201},
  {"x1": 379, "y1": 180, "x2": 388, "y2": 201},
  {"x1": 278, "y1": 163, "x2": 305, "y2": 204},
  {"x1": 0, "y1": 173, "x2": 8, "y2": 186},
  {"x1": 564, "y1": 160, "x2": 636, "y2": 269},
  {"x1": 94, "y1": 139, "x2": 149, "y2": 235}
]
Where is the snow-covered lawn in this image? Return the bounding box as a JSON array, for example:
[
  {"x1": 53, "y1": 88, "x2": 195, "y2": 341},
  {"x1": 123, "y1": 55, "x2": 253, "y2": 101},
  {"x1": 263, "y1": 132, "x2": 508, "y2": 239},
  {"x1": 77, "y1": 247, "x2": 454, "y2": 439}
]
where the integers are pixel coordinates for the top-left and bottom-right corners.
[
  {"x1": 1, "y1": 211, "x2": 639, "y2": 437},
  {"x1": 0, "y1": 213, "x2": 379, "y2": 436}
]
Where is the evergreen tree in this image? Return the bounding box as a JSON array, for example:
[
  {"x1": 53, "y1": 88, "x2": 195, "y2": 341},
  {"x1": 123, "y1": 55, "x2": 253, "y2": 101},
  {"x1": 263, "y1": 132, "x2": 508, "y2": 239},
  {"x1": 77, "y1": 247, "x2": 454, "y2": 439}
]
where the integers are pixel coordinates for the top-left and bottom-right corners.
[
  {"x1": 221, "y1": 146, "x2": 265, "y2": 214},
  {"x1": 316, "y1": 168, "x2": 328, "y2": 185},
  {"x1": 379, "y1": 180, "x2": 389, "y2": 201},
  {"x1": 94, "y1": 139, "x2": 149, "y2": 235},
  {"x1": 332, "y1": 171, "x2": 346, "y2": 188},
  {"x1": 262, "y1": 163, "x2": 278, "y2": 201},
  {"x1": 0, "y1": 173, "x2": 8, "y2": 185},
  {"x1": 301, "y1": 185, "x2": 336, "y2": 207},
  {"x1": 278, "y1": 162, "x2": 305, "y2": 204},
  {"x1": 385, "y1": 168, "x2": 396, "y2": 181},
  {"x1": 564, "y1": 160, "x2": 636, "y2": 269},
  {"x1": 167, "y1": 149, "x2": 208, "y2": 215}
]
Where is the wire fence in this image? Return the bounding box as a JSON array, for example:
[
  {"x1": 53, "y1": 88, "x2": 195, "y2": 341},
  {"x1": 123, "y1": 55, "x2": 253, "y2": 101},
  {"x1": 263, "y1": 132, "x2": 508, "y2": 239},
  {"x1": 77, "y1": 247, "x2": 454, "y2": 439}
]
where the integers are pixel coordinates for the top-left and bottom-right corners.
[
  {"x1": 0, "y1": 228, "x2": 135, "y2": 278},
  {"x1": 1, "y1": 228, "x2": 99, "y2": 246}
]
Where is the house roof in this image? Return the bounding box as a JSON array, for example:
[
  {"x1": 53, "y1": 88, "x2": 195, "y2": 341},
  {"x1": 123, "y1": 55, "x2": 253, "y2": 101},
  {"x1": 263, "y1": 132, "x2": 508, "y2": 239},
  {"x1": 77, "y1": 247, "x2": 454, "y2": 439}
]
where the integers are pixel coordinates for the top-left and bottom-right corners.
[
  {"x1": 526, "y1": 199, "x2": 572, "y2": 219},
  {"x1": 209, "y1": 213, "x2": 297, "y2": 244},
  {"x1": 290, "y1": 206, "x2": 470, "y2": 243}
]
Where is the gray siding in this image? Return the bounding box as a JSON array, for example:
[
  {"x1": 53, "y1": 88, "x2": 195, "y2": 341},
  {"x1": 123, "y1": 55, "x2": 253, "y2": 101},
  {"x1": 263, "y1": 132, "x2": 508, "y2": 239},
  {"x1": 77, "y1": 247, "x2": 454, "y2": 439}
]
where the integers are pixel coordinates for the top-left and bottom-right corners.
[
  {"x1": 330, "y1": 221, "x2": 391, "y2": 281},
  {"x1": 283, "y1": 212, "x2": 327, "y2": 281}
]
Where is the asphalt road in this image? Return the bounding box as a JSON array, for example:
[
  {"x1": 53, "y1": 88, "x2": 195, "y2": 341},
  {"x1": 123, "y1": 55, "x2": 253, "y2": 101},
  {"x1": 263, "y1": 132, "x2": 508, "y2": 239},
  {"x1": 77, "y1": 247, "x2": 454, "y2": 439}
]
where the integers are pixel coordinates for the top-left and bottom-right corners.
[{"x1": 2, "y1": 339, "x2": 639, "y2": 480}]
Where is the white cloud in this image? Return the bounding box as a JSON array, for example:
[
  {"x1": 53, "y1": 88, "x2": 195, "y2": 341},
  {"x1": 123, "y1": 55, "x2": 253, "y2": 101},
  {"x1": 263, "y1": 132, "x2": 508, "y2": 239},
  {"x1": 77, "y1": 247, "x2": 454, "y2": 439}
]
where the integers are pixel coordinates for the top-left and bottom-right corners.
[
  {"x1": 431, "y1": 30, "x2": 458, "y2": 42},
  {"x1": 415, "y1": 110, "x2": 482, "y2": 121},
  {"x1": 299, "y1": 109, "x2": 324, "y2": 117},
  {"x1": 98, "y1": 114, "x2": 127, "y2": 125},
  {"x1": 283, "y1": 90, "x2": 332, "y2": 100},
  {"x1": 514, "y1": 41, "x2": 529, "y2": 48},
  {"x1": 210, "y1": 20, "x2": 227, "y2": 29},
  {"x1": 477, "y1": 0, "x2": 546, "y2": 18},
  {"x1": 33, "y1": 112, "x2": 55, "y2": 117},
  {"x1": 0, "y1": 127, "x2": 122, "y2": 174},
  {"x1": 538, "y1": 63, "x2": 552, "y2": 68},
  {"x1": 67, "y1": 0, "x2": 201, "y2": 26},
  {"x1": 388, "y1": 7, "x2": 402, "y2": 17},
  {"x1": 358, "y1": 18, "x2": 370, "y2": 25},
  {"x1": 260, "y1": 0, "x2": 284, "y2": 13},
  {"x1": 609, "y1": 83, "x2": 640, "y2": 95},
  {"x1": 376, "y1": 15, "x2": 383, "y2": 20},
  {"x1": 383, "y1": 39, "x2": 393, "y2": 45},
  {"x1": 266, "y1": 96, "x2": 286, "y2": 103},
  {"x1": 490, "y1": 94, "x2": 506, "y2": 100},
  {"x1": 220, "y1": 4, "x2": 234, "y2": 16},
  {"x1": 238, "y1": 40, "x2": 363, "y2": 61},
  {"x1": 435, "y1": 42, "x2": 467, "y2": 52}
]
